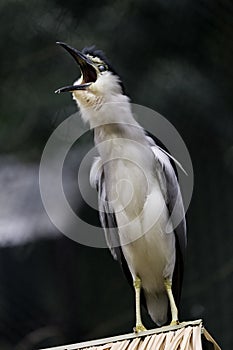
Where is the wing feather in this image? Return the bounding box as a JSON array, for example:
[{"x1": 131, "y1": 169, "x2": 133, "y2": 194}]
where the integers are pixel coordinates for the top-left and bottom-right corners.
[
  {"x1": 147, "y1": 136, "x2": 187, "y2": 307},
  {"x1": 90, "y1": 157, "x2": 124, "y2": 263}
]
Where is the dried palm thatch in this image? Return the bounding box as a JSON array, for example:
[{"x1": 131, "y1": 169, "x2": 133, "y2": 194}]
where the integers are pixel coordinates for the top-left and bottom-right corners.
[{"x1": 40, "y1": 320, "x2": 221, "y2": 350}]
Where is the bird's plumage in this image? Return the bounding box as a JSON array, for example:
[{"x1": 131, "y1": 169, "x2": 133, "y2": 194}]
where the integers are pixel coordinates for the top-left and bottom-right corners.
[
  {"x1": 56, "y1": 42, "x2": 187, "y2": 328},
  {"x1": 90, "y1": 132, "x2": 186, "y2": 325}
]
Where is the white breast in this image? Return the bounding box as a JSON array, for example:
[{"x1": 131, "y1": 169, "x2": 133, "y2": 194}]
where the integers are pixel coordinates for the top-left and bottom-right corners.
[{"x1": 118, "y1": 183, "x2": 176, "y2": 293}]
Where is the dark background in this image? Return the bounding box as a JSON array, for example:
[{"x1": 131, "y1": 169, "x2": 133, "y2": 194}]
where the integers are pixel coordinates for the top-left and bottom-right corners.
[{"x1": 0, "y1": 0, "x2": 233, "y2": 349}]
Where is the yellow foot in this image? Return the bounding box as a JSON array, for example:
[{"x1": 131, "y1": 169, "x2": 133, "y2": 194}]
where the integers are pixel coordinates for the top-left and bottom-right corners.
[
  {"x1": 170, "y1": 320, "x2": 179, "y2": 326},
  {"x1": 133, "y1": 324, "x2": 147, "y2": 333}
]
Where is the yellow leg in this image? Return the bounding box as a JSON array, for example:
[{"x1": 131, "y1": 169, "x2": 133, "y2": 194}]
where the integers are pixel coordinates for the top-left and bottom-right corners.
[
  {"x1": 133, "y1": 276, "x2": 147, "y2": 333},
  {"x1": 164, "y1": 278, "x2": 179, "y2": 326}
]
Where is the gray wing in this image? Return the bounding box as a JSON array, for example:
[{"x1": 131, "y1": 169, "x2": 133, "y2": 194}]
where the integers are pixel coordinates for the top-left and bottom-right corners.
[
  {"x1": 147, "y1": 136, "x2": 187, "y2": 258},
  {"x1": 147, "y1": 136, "x2": 187, "y2": 306},
  {"x1": 90, "y1": 157, "x2": 121, "y2": 261},
  {"x1": 90, "y1": 158, "x2": 133, "y2": 285}
]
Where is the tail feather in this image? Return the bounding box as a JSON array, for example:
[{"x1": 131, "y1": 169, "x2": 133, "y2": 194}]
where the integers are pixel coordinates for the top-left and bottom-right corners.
[{"x1": 144, "y1": 291, "x2": 168, "y2": 326}]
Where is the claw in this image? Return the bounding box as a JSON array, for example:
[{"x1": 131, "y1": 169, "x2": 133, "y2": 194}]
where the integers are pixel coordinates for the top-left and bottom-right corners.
[
  {"x1": 170, "y1": 320, "x2": 179, "y2": 326},
  {"x1": 134, "y1": 324, "x2": 147, "y2": 333}
]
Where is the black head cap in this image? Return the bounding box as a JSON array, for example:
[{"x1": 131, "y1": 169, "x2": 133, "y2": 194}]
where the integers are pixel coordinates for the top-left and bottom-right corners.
[{"x1": 82, "y1": 46, "x2": 126, "y2": 95}]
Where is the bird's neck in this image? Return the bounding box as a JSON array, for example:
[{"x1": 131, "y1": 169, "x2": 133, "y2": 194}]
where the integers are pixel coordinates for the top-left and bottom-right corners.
[
  {"x1": 76, "y1": 92, "x2": 148, "y2": 159},
  {"x1": 79, "y1": 93, "x2": 134, "y2": 126},
  {"x1": 89, "y1": 95, "x2": 143, "y2": 138},
  {"x1": 90, "y1": 97, "x2": 149, "y2": 162}
]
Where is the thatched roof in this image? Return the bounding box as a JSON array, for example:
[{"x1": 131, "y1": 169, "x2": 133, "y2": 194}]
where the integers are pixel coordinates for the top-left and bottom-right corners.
[{"x1": 40, "y1": 320, "x2": 221, "y2": 350}]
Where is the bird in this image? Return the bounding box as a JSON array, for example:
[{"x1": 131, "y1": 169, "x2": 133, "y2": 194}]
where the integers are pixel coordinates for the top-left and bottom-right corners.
[{"x1": 55, "y1": 42, "x2": 187, "y2": 332}]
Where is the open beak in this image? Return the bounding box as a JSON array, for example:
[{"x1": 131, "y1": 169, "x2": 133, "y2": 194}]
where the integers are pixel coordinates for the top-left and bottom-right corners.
[{"x1": 55, "y1": 42, "x2": 97, "y2": 94}]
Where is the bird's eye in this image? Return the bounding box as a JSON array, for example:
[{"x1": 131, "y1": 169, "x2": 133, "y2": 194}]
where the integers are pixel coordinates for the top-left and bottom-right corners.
[{"x1": 98, "y1": 64, "x2": 107, "y2": 72}]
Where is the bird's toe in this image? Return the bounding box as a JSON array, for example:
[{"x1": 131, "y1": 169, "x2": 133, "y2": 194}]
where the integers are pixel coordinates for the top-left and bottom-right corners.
[
  {"x1": 133, "y1": 324, "x2": 147, "y2": 333},
  {"x1": 170, "y1": 320, "x2": 179, "y2": 326}
]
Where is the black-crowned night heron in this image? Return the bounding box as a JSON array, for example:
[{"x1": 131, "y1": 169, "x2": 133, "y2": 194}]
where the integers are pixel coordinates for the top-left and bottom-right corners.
[{"x1": 55, "y1": 42, "x2": 187, "y2": 332}]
